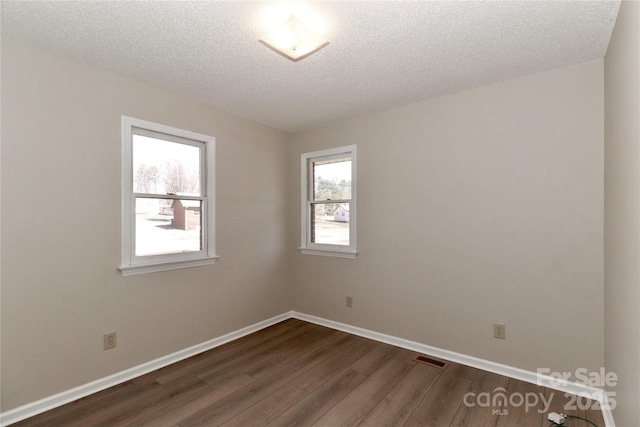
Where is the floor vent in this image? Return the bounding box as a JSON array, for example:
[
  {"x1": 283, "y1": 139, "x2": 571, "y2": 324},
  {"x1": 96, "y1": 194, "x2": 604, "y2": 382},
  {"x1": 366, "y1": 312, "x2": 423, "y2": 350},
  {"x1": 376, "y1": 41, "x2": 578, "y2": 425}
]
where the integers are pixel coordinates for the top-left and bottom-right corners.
[{"x1": 414, "y1": 355, "x2": 449, "y2": 369}]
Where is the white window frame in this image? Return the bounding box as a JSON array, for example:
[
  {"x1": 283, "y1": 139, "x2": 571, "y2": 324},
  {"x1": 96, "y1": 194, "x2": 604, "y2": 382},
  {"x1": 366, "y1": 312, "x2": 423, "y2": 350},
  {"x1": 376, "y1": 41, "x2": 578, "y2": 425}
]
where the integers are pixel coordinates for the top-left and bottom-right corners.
[
  {"x1": 119, "y1": 116, "x2": 218, "y2": 276},
  {"x1": 299, "y1": 145, "x2": 357, "y2": 258}
]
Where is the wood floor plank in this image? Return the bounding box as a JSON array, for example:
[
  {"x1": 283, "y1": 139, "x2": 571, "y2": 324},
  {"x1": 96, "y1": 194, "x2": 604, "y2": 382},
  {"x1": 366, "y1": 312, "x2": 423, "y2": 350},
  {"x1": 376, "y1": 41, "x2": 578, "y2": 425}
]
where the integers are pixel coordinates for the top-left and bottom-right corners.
[
  {"x1": 585, "y1": 400, "x2": 606, "y2": 427},
  {"x1": 178, "y1": 339, "x2": 346, "y2": 426},
  {"x1": 359, "y1": 363, "x2": 442, "y2": 427},
  {"x1": 545, "y1": 386, "x2": 569, "y2": 417},
  {"x1": 267, "y1": 368, "x2": 368, "y2": 427},
  {"x1": 241, "y1": 329, "x2": 351, "y2": 380},
  {"x1": 289, "y1": 335, "x2": 376, "y2": 392},
  {"x1": 27, "y1": 383, "x2": 151, "y2": 426},
  {"x1": 177, "y1": 375, "x2": 286, "y2": 427},
  {"x1": 444, "y1": 361, "x2": 479, "y2": 382},
  {"x1": 280, "y1": 318, "x2": 310, "y2": 329},
  {"x1": 156, "y1": 323, "x2": 321, "y2": 386},
  {"x1": 553, "y1": 393, "x2": 604, "y2": 427},
  {"x1": 495, "y1": 379, "x2": 546, "y2": 427},
  {"x1": 544, "y1": 387, "x2": 604, "y2": 427},
  {"x1": 404, "y1": 370, "x2": 473, "y2": 427},
  {"x1": 78, "y1": 383, "x2": 170, "y2": 426},
  {"x1": 193, "y1": 323, "x2": 333, "y2": 385},
  {"x1": 38, "y1": 382, "x2": 162, "y2": 427},
  {"x1": 133, "y1": 320, "x2": 297, "y2": 386},
  {"x1": 393, "y1": 348, "x2": 421, "y2": 365},
  {"x1": 90, "y1": 377, "x2": 209, "y2": 426},
  {"x1": 12, "y1": 320, "x2": 606, "y2": 427},
  {"x1": 348, "y1": 341, "x2": 399, "y2": 375},
  {"x1": 449, "y1": 369, "x2": 508, "y2": 427},
  {"x1": 11, "y1": 381, "x2": 140, "y2": 427},
  {"x1": 219, "y1": 384, "x2": 308, "y2": 427},
  {"x1": 312, "y1": 359, "x2": 414, "y2": 427},
  {"x1": 128, "y1": 373, "x2": 256, "y2": 426},
  {"x1": 571, "y1": 409, "x2": 593, "y2": 427}
]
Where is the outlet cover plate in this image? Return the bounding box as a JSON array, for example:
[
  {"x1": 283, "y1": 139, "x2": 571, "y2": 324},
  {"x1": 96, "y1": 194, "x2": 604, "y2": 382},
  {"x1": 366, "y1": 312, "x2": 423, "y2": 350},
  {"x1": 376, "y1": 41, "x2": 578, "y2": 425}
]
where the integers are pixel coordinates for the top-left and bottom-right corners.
[
  {"x1": 104, "y1": 332, "x2": 117, "y2": 350},
  {"x1": 493, "y1": 323, "x2": 505, "y2": 340}
]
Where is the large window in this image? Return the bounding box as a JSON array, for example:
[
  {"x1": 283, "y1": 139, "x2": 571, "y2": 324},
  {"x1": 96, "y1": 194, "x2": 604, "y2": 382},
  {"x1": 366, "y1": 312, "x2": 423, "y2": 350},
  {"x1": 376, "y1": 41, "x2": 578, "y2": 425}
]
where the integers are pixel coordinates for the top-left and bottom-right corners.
[
  {"x1": 300, "y1": 145, "x2": 357, "y2": 258},
  {"x1": 119, "y1": 116, "x2": 217, "y2": 276}
]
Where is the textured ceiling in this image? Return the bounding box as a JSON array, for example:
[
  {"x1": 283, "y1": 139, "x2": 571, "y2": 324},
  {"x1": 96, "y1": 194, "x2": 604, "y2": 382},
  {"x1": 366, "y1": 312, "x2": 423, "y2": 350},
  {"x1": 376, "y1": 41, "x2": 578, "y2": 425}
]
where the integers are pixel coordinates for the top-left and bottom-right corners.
[{"x1": 1, "y1": 1, "x2": 620, "y2": 133}]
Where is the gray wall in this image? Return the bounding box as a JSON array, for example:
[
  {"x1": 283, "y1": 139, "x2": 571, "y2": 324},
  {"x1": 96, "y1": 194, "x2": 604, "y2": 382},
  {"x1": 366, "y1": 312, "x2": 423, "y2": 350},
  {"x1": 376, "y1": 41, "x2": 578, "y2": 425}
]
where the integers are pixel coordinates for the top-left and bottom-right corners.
[
  {"x1": 289, "y1": 60, "x2": 605, "y2": 375},
  {"x1": 604, "y1": 1, "x2": 640, "y2": 425},
  {"x1": 0, "y1": 41, "x2": 291, "y2": 411}
]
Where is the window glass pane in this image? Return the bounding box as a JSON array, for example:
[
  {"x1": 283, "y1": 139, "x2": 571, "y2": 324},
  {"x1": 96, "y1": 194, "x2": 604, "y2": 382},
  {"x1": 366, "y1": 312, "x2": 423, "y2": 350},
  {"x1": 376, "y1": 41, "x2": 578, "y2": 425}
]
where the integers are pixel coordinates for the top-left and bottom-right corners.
[
  {"x1": 313, "y1": 158, "x2": 351, "y2": 201},
  {"x1": 133, "y1": 134, "x2": 201, "y2": 196},
  {"x1": 311, "y1": 202, "x2": 349, "y2": 245},
  {"x1": 135, "y1": 198, "x2": 202, "y2": 256}
]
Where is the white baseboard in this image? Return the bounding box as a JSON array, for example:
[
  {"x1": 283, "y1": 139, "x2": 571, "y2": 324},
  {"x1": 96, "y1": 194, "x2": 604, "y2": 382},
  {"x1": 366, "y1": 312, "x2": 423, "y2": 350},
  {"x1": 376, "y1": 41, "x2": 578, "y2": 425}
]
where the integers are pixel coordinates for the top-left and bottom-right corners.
[
  {"x1": 1, "y1": 311, "x2": 615, "y2": 427},
  {"x1": 0, "y1": 312, "x2": 290, "y2": 427},
  {"x1": 291, "y1": 311, "x2": 615, "y2": 427}
]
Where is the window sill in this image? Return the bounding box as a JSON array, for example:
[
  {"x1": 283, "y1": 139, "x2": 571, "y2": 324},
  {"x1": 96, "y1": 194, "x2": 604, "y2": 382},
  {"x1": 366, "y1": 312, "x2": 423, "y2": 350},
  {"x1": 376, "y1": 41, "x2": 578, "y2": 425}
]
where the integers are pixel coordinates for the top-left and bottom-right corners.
[
  {"x1": 298, "y1": 247, "x2": 358, "y2": 259},
  {"x1": 119, "y1": 256, "x2": 219, "y2": 276}
]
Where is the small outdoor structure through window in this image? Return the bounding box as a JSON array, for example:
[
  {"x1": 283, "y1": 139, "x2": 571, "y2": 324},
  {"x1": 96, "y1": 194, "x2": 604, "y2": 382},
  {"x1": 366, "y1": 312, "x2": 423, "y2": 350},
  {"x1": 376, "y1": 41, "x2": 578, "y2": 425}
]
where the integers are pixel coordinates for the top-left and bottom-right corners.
[
  {"x1": 333, "y1": 205, "x2": 349, "y2": 223},
  {"x1": 172, "y1": 200, "x2": 201, "y2": 231}
]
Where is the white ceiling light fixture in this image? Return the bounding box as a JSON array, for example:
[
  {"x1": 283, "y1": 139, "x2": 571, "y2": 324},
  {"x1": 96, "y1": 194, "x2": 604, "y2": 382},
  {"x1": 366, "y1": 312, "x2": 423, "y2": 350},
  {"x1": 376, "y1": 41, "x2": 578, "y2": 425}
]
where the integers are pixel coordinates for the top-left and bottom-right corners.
[{"x1": 259, "y1": 15, "x2": 329, "y2": 62}]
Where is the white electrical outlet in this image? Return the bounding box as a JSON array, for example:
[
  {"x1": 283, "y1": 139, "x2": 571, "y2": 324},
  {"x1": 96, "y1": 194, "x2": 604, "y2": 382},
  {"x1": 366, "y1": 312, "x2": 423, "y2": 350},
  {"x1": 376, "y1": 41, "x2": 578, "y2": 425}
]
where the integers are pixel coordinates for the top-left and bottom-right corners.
[
  {"x1": 346, "y1": 296, "x2": 353, "y2": 308},
  {"x1": 104, "y1": 332, "x2": 117, "y2": 350},
  {"x1": 493, "y1": 323, "x2": 506, "y2": 339}
]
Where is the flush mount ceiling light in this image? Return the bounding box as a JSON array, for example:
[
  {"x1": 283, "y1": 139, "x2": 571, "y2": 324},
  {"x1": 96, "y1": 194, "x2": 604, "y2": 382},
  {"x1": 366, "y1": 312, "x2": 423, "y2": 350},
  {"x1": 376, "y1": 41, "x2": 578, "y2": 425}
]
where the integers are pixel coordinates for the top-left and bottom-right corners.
[{"x1": 259, "y1": 15, "x2": 329, "y2": 62}]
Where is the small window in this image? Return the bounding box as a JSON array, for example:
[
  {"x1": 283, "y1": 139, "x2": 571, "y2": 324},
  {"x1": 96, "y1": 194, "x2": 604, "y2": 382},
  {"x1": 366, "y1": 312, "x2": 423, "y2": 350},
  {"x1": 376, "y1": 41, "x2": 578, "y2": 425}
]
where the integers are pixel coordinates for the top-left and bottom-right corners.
[
  {"x1": 119, "y1": 116, "x2": 218, "y2": 276},
  {"x1": 300, "y1": 145, "x2": 357, "y2": 258}
]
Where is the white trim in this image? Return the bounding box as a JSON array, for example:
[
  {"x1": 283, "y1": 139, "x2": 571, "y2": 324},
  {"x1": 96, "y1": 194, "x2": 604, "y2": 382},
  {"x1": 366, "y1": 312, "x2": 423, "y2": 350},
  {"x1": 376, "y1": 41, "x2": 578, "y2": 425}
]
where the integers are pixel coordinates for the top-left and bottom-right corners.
[
  {"x1": 119, "y1": 116, "x2": 217, "y2": 275},
  {"x1": 0, "y1": 311, "x2": 615, "y2": 427},
  {"x1": 290, "y1": 311, "x2": 615, "y2": 427},
  {"x1": 300, "y1": 145, "x2": 357, "y2": 258},
  {"x1": 298, "y1": 248, "x2": 358, "y2": 259},
  {"x1": 0, "y1": 313, "x2": 289, "y2": 427},
  {"x1": 603, "y1": 405, "x2": 616, "y2": 427},
  {"x1": 118, "y1": 256, "x2": 220, "y2": 276}
]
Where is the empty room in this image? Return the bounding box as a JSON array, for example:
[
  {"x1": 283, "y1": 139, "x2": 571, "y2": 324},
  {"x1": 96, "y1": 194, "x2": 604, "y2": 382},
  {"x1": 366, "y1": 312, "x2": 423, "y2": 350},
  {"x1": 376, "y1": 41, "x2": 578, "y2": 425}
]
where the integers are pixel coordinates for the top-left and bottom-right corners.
[{"x1": 1, "y1": 1, "x2": 638, "y2": 426}]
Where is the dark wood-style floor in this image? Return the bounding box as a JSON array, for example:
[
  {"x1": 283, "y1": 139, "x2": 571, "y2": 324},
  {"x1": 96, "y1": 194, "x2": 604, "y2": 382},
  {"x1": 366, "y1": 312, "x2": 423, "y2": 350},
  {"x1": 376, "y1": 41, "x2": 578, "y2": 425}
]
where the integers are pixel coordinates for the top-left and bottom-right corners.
[{"x1": 13, "y1": 319, "x2": 605, "y2": 427}]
